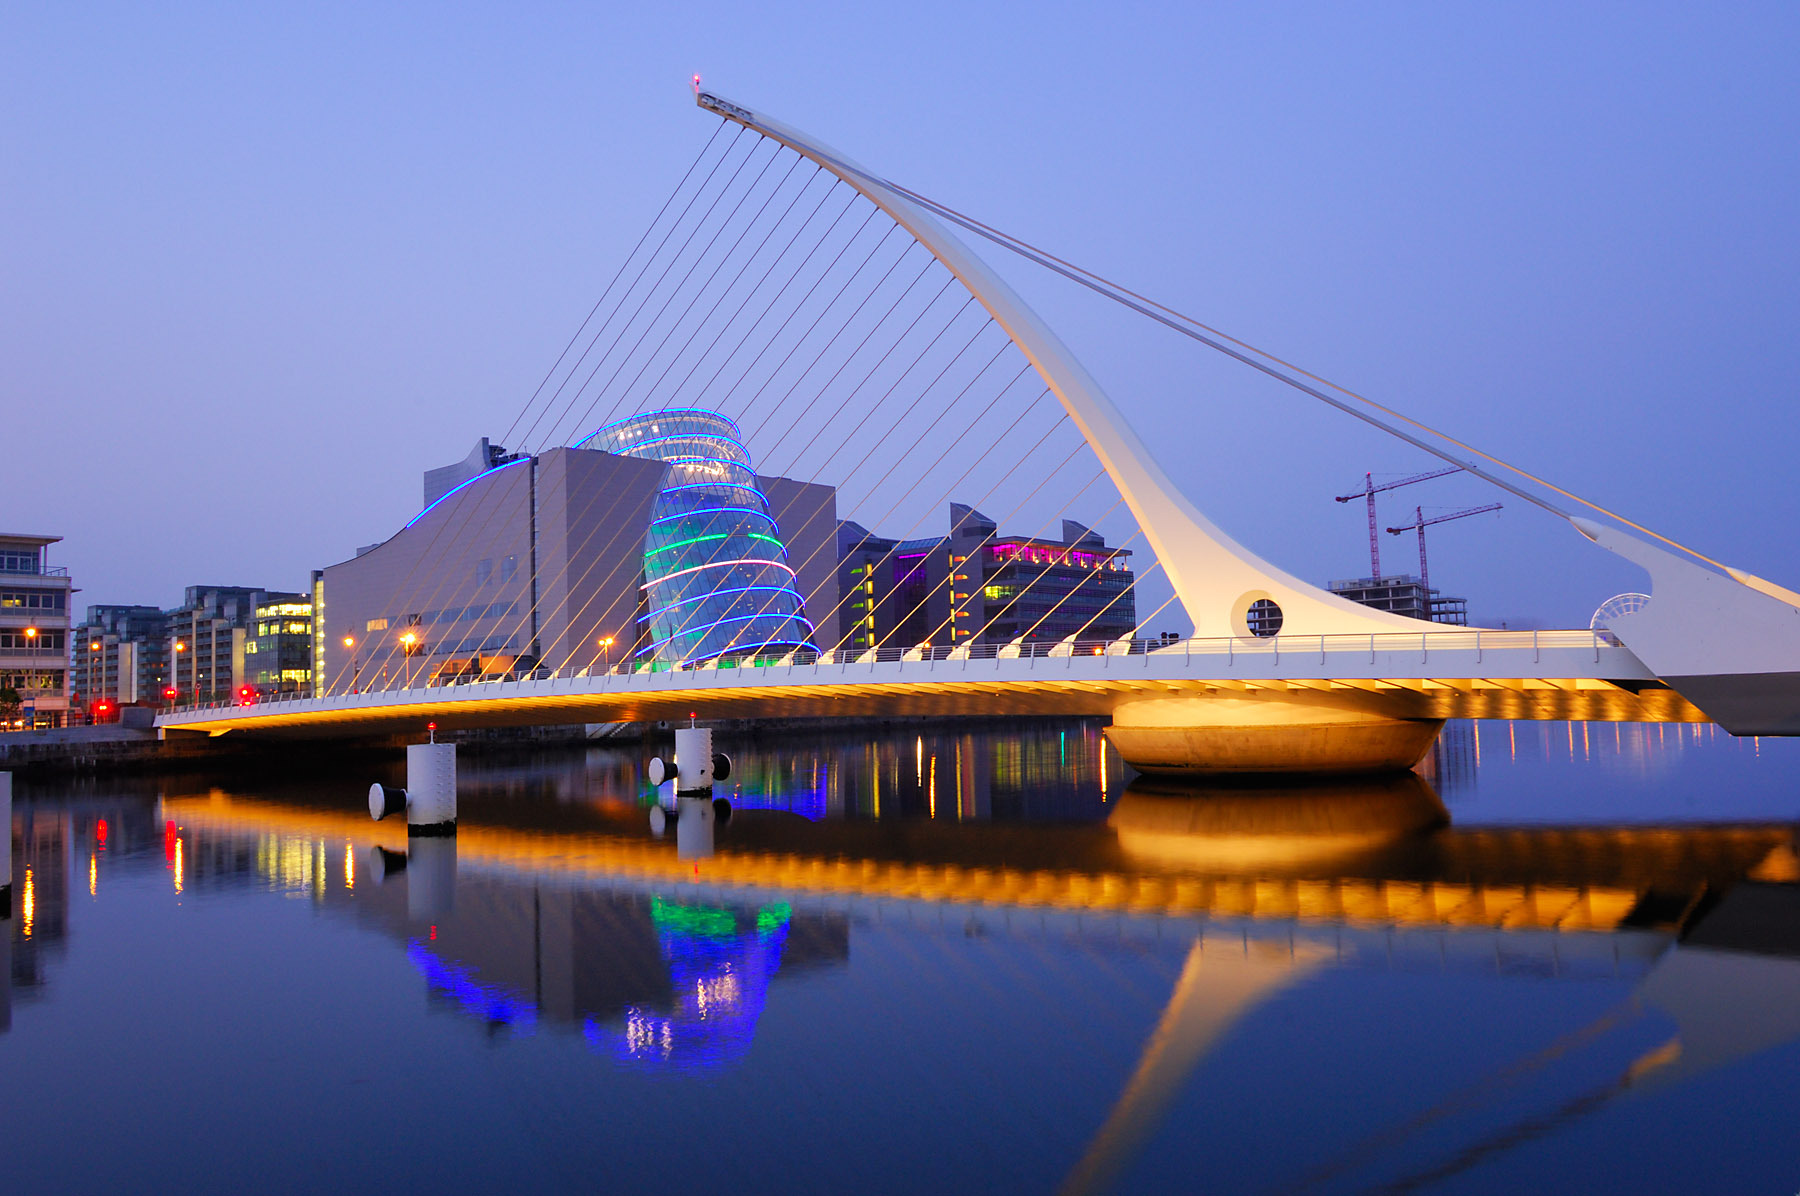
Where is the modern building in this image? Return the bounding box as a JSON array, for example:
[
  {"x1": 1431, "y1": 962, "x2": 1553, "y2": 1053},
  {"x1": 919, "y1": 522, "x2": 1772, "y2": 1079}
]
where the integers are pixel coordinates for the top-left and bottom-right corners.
[
  {"x1": 72, "y1": 605, "x2": 169, "y2": 711},
  {"x1": 316, "y1": 409, "x2": 837, "y2": 692},
  {"x1": 245, "y1": 597, "x2": 314, "y2": 695},
  {"x1": 1327, "y1": 575, "x2": 1468, "y2": 625},
  {"x1": 165, "y1": 586, "x2": 305, "y2": 704},
  {"x1": 0, "y1": 533, "x2": 74, "y2": 728},
  {"x1": 834, "y1": 505, "x2": 1135, "y2": 654},
  {"x1": 608, "y1": 411, "x2": 818, "y2": 668}
]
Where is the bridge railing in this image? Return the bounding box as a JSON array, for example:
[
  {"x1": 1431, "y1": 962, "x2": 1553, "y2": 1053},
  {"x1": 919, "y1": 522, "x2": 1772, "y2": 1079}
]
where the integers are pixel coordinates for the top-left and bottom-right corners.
[{"x1": 159, "y1": 628, "x2": 1628, "y2": 716}]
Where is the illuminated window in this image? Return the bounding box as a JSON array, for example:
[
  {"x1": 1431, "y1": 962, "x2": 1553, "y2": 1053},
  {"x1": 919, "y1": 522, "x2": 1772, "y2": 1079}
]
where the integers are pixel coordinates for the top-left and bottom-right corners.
[{"x1": 366, "y1": 618, "x2": 389, "y2": 632}]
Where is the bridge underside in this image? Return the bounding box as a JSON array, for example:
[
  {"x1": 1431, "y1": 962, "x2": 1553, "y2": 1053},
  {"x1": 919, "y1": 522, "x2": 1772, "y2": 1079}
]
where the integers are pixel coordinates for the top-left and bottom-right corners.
[{"x1": 162, "y1": 675, "x2": 1707, "y2": 741}]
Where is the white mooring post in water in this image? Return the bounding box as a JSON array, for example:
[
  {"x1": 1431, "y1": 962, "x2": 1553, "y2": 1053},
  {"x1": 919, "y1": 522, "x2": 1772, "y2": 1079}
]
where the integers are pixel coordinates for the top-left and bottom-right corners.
[
  {"x1": 645, "y1": 718, "x2": 733, "y2": 853},
  {"x1": 368, "y1": 729, "x2": 457, "y2": 836}
]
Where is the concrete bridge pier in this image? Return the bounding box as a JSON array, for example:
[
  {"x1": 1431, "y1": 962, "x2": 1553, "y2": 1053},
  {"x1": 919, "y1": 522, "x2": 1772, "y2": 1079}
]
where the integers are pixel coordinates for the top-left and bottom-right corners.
[{"x1": 1105, "y1": 695, "x2": 1443, "y2": 776}]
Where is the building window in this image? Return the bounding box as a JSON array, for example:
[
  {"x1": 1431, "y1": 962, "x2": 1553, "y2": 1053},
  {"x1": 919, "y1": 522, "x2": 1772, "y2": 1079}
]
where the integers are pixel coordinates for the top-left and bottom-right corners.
[
  {"x1": 475, "y1": 559, "x2": 493, "y2": 585},
  {"x1": 366, "y1": 618, "x2": 389, "y2": 632}
]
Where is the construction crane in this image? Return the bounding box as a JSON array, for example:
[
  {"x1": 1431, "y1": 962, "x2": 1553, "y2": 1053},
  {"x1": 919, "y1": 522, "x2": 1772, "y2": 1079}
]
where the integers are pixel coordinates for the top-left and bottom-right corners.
[
  {"x1": 1335, "y1": 467, "x2": 1462, "y2": 579},
  {"x1": 1386, "y1": 503, "x2": 1503, "y2": 601}
]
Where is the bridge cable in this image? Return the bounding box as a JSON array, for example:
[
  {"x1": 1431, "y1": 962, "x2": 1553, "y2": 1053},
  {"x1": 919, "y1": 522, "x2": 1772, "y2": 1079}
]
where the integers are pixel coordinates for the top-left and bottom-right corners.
[
  {"x1": 779, "y1": 141, "x2": 1730, "y2": 572},
  {"x1": 713, "y1": 320, "x2": 1009, "y2": 658},
  {"x1": 351, "y1": 128, "x2": 768, "y2": 689},
  {"x1": 541, "y1": 142, "x2": 805, "y2": 448},
  {"x1": 518, "y1": 223, "x2": 933, "y2": 671},
  {"x1": 496, "y1": 117, "x2": 731, "y2": 455},
  {"x1": 516, "y1": 121, "x2": 753, "y2": 457},
  {"x1": 339, "y1": 124, "x2": 754, "y2": 690},
  {"x1": 511, "y1": 180, "x2": 952, "y2": 675},
  {"x1": 585, "y1": 267, "x2": 985, "y2": 665}
]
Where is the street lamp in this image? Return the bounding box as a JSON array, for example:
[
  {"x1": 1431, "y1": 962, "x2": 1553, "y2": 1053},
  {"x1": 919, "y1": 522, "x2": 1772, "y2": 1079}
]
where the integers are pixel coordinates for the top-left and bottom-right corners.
[
  {"x1": 599, "y1": 635, "x2": 615, "y2": 673},
  {"x1": 343, "y1": 635, "x2": 360, "y2": 693},
  {"x1": 174, "y1": 640, "x2": 186, "y2": 704},
  {"x1": 90, "y1": 641, "x2": 102, "y2": 715},
  {"x1": 400, "y1": 631, "x2": 419, "y2": 688}
]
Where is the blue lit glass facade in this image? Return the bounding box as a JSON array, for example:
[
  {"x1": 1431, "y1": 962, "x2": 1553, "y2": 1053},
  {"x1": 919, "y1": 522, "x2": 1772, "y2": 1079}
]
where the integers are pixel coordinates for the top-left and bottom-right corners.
[{"x1": 589, "y1": 410, "x2": 817, "y2": 667}]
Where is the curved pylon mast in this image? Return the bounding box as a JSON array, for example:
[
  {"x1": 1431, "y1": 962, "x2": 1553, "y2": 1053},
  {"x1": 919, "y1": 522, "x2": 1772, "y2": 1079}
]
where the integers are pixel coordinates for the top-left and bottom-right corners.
[{"x1": 697, "y1": 91, "x2": 1442, "y2": 638}]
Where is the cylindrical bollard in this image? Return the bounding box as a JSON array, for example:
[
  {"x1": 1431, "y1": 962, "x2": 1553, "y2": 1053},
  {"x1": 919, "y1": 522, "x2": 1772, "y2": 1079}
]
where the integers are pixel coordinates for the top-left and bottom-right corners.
[
  {"x1": 672, "y1": 726, "x2": 716, "y2": 793},
  {"x1": 406, "y1": 835, "x2": 457, "y2": 919},
  {"x1": 405, "y1": 742, "x2": 457, "y2": 835}
]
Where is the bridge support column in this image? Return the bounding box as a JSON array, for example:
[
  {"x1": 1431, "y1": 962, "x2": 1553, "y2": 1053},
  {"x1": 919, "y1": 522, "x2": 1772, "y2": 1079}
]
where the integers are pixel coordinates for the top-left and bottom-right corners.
[{"x1": 1105, "y1": 696, "x2": 1441, "y2": 777}]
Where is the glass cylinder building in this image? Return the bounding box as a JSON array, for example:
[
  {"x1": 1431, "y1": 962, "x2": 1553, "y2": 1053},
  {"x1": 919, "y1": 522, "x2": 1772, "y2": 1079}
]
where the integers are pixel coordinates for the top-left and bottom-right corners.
[{"x1": 594, "y1": 410, "x2": 817, "y2": 667}]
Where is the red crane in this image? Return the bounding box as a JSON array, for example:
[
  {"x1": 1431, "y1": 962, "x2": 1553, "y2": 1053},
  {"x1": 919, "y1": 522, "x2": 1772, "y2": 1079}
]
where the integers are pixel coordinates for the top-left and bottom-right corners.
[
  {"x1": 1335, "y1": 467, "x2": 1462, "y2": 579},
  {"x1": 1386, "y1": 503, "x2": 1502, "y2": 599}
]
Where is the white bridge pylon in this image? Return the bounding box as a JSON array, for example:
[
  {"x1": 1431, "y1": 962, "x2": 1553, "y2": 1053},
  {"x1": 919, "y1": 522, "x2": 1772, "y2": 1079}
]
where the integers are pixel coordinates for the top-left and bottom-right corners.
[{"x1": 697, "y1": 91, "x2": 1437, "y2": 640}]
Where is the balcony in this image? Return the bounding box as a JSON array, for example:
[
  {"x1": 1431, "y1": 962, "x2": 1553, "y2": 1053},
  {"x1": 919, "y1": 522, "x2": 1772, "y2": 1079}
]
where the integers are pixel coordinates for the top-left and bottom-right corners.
[{"x1": 0, "y1": 563, "x2": 69, "y2": 577}]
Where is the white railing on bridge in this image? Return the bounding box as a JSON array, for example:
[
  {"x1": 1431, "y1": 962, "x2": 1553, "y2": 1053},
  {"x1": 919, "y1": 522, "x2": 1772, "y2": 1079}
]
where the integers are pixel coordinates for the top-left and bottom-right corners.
[{"x1": 162, "y1": 629, "x2": 1626, "y2": 716}]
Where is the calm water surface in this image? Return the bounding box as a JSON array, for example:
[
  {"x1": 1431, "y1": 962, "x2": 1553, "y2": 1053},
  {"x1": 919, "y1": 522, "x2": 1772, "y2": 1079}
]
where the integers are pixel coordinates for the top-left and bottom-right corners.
[{"x1": 5, "y1": 719, "x2": 1799, "y2": 1194}]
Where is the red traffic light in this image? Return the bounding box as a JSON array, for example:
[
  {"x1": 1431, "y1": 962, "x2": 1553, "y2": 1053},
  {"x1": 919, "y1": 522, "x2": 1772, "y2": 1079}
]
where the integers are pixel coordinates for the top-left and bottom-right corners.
[
  {"x1": 237, "y1": 685, "x2": 255, "y2": 705},
  {"x1": 163, "y1": 687, "x2": 178, "y2": 700},
  {"x1": 94, "y1": 700, "x2": 112, "y2": 717}
]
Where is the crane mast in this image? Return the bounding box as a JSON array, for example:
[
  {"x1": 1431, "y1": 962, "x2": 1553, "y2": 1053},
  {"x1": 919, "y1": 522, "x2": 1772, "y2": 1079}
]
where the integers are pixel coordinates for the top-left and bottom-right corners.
[
  {"x1": 1335, "y1": 467, "x2": 1462, "y2": 578},
  {"x1": 1387, "y1": 503, "x2": 1503, "y2": 599}
]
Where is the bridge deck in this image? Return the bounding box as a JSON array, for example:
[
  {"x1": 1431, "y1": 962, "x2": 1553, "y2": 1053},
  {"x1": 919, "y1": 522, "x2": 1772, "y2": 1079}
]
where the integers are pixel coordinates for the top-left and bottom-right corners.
[{"x1": 157, "y1": 631, "x2": 1708, "y2": 737}]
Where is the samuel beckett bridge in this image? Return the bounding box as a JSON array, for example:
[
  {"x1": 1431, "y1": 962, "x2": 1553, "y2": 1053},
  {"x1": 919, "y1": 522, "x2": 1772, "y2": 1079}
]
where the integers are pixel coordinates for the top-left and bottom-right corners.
[{"x1": 157, "y1": 90, "x2": 1800, "y2": 774}]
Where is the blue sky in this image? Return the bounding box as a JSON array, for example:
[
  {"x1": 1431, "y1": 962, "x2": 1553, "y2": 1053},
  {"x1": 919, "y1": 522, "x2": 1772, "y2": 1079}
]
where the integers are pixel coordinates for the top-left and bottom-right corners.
[{"x1": 5, "y1": 2, "x2": 1797, "y2": 629}]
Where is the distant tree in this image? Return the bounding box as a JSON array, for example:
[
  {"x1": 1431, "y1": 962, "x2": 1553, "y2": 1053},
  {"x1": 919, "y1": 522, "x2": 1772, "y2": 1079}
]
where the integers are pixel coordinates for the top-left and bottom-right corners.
[{"x1": 0, "y1": 686, "x2": 21, "y2": 727}]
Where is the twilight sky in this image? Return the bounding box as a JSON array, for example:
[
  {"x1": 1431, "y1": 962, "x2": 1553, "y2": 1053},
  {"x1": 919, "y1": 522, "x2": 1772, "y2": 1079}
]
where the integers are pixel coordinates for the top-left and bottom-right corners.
[{"x1": 5, "y1": 2, "x2": 1797, "y2": 631}]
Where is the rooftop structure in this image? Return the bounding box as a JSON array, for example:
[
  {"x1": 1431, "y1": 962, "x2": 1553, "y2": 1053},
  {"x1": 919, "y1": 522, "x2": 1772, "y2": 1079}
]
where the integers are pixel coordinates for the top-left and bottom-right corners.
[{"x1": 1327, "y1": 575, "x2": 1469, "y2": 626}]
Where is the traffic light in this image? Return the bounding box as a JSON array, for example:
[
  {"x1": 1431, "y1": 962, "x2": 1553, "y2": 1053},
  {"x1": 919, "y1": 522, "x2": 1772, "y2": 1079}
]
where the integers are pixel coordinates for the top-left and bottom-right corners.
[
  {"x1": 237, "y1": 685, "x2": 255, "y2": 705},
  {"x1": 93, "y1": 700, "x2": 113, "y2": 721},
  {"x1": 163, "y1": 686, "x2": 178, "y2": 702}
]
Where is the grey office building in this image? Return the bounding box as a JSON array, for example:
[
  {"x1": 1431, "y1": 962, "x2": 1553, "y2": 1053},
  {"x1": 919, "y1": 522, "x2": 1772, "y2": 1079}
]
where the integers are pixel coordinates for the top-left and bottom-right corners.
[{"x1": 317, "y1": 428, "x2": 838, "y2": 692}]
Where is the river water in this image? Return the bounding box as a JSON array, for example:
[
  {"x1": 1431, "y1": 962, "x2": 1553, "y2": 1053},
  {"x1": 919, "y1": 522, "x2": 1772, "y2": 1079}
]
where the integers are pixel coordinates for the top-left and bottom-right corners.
[{"x1": 5, "y1": 719, "x2": 1798, "y2": 1194}]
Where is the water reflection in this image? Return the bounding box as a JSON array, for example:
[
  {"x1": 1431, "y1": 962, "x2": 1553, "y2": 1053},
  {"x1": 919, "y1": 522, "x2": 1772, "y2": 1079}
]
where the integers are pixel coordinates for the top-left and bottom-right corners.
[
  {"x1": 1108, "y1": 773, "x2": 1448, "y2": 872},
  {"x1": 589, "y1": 896, "x2": 796, "y2": 1071},
  {"x1": 6, "y1": 722, "x2": 1800, "y2": 1192}
]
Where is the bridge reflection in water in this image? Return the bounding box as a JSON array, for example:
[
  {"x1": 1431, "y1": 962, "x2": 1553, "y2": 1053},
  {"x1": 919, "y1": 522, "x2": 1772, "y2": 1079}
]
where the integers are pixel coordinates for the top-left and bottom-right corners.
[{"x1": 137, "y1": 756, "x2": 1800, "y2": 1189}]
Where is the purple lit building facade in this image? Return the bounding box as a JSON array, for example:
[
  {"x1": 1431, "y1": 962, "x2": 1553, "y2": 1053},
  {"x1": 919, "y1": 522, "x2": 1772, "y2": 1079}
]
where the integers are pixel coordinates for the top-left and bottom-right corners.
[{"x1": 835, "y1": 504, "x2": 1134, "y2": 655}]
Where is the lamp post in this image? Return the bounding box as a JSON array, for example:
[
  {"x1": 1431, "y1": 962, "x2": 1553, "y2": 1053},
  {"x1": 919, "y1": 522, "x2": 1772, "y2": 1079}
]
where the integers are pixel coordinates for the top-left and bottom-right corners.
[
  {"x1": 400, "y1": 631, "x2": 418, "y2": 688},
  {"x1": 343, "y1": 635, "x2": 358, "y2": 694},
  {"x1": 174, "y1": 640, "x2": 186, "y2": 706},
  {"x1": 599, "y1": 635, "x2": 615, "y2": 674},
  {"x1": 89, "y1": 640, "x2": 102, "y2": 718}
]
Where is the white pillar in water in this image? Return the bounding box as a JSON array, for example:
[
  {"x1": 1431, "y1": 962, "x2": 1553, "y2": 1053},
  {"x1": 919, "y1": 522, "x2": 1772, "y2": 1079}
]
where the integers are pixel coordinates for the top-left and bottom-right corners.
[
  {"x1": 368, "y1": 744, "x2": 457, "y2": 833},
  {"x1": 405, "y1": 743, "x2": 457, "y2": 833},
  {"x1": 672, "y1": 726, "x2": 717, "y2": 793}
]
